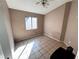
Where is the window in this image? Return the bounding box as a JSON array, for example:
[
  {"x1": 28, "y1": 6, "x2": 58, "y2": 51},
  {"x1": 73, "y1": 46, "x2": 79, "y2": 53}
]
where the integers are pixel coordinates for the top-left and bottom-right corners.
[{"x1": 25, "y1": 17, "x2": 37, "y2": 30}]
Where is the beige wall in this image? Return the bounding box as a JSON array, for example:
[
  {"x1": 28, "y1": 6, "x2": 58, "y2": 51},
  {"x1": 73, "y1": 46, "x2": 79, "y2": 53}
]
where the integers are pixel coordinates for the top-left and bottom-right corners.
[
  {"x1": 60, "y1": 2, "x2": 72, "y2": 41},
  {"x1": 9, "y1": 9, "x2": 44, "y2": 42},
  {"x1": 44, "y1": 5, "x2": 65, "y2": 41},
  {"x1": 64, "y1": 0, "x2": 78, "y2": 54},
  {"x1": 44, "y1": 0, "x2": 78, "y2": 54},
  {"x1": 0, "y1": 0, "x2": 14, "y2": 59}
]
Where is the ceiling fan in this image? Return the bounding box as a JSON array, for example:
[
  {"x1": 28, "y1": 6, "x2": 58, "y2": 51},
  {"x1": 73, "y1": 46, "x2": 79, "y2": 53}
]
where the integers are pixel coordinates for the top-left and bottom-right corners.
[{"x1": 36, "y1": 0, "x2": 49, "y2": 7}]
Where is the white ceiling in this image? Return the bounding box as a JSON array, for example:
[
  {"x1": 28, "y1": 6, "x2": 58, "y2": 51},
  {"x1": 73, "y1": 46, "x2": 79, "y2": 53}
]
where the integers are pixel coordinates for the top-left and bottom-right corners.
[{"x1": 6, "y1": 0, "x2": 72, "y2": 15}]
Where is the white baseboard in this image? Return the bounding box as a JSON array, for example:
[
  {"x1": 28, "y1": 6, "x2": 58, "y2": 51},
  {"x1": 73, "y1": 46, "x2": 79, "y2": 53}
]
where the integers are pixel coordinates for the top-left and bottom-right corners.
[
  {"x1": 44, "y1": 32, "x2": 60, "y2": 42},
  {"x1": 44, "y1": 32, "x2": 76, "y2": 55},
  {"x1": 16, "y1": 33, "x2": 42, "y2": 43},
  {"x1": 64, "y1": 41, "x2": 69, "y2": 47}
]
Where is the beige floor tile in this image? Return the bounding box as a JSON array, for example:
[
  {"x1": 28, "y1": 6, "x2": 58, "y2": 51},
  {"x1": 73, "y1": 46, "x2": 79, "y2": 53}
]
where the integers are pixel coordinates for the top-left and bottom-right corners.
[
  {"x1": 15, "y1": 36, "x2": 66, "y2": 59},
  {"x1": 29, "y1": 54, "x2": 36, "y2": 59},
  {"x1": 38, "y1": 55, "x2": 45, "y2": 59}
]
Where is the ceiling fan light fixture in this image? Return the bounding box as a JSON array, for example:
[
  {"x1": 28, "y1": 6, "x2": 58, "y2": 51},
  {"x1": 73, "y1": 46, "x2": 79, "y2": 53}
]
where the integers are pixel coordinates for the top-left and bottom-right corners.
[{"x1": 36, "y1": 0, "x2": 49, "y2": 7}]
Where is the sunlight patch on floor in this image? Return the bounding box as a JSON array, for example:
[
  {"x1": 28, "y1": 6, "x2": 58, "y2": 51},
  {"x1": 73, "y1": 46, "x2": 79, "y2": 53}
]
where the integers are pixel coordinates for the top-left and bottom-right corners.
[
  {"x1": 19, "y1": 41, "x2": 34, "y2": 59},
  {"x1": 13, "y1": 45, "x2": 26, "y2": 59}
]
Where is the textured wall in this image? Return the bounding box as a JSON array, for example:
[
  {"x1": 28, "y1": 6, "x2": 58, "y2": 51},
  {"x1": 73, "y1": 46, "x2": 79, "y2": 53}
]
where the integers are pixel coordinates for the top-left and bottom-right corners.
[
  {"x1": 60, "y1": 2, "x2": 72, "y2": 41},
  {"x1": 64, "y1": 0, "x2": 78, "y2": 54},
  {"x1": 9, "y1": 9, "x2": 44, "y2": 42},
  {"x1": 44, "y1": 5, "x2": 65, "y2": 41}
]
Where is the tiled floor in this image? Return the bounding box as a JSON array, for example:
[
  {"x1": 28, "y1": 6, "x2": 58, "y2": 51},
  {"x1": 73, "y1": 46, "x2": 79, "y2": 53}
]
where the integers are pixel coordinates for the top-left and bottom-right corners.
[{"x1": 15, "y1": 36, "x2": 66, "y2": 59}]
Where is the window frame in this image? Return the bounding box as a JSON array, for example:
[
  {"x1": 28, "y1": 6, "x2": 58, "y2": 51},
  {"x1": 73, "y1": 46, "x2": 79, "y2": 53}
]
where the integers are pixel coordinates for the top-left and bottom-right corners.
[{"x1": 25, "y1": 16, "x2": 38, "y2": 31}]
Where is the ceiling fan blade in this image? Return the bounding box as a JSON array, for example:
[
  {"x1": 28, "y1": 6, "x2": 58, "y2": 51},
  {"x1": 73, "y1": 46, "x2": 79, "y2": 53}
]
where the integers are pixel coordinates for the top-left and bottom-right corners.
[{"x1": 36, "y1": 2, "x2": 40, "y2": 5}]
